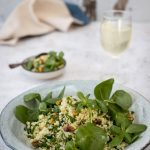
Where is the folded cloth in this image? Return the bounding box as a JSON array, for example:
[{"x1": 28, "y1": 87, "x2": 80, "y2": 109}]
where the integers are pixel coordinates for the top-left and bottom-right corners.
[{"x1": 0, "y1": 0, "x2": 89, "y2": 45}]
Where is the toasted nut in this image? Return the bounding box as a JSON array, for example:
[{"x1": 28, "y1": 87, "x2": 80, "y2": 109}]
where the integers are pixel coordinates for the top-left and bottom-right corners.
[
  {"x1": 49, "y1": 118, "x2": 55, "y2": 124},
  {"x1": 40, "y1": 55, "x2": 47, "y2": 63},
  {"x1": 61, "y1": 108, "x2": 67, "y2": 114},
  {"x1": 38, "y1": 66, "x2": 44, "y2": 72},
  {"x1": 32, "y1": 140, "x2": 40, "y2": 148},
  {"x1": 128, "y1": 112, "x2": 134, "y2": 121},
  {"x1": 63, "y1": 124, "x2": 75, "y2": 132},
  {"x1": 56, "y1": 100, "x2": 62, "y2": 105},
  {"x1": 72, "y1": 110, "x2": 78, "y2": 116},
  {"x1": 93, "y1": 119, "x2": 102, "y2": 125},
  {"x1": 38, "y1": 59, "x2": 43, "y2": 65}
]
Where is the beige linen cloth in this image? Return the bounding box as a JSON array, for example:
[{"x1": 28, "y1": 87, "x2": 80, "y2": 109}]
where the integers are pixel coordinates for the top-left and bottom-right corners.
[{"x1": 0, "y1": 0, "x2": 77, "y2": 45}]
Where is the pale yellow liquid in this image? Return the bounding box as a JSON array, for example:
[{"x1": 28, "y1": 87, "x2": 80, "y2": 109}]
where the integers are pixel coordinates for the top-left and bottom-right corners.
[{"x1": 101, "y1": 20, "x2": 132, "y2": 56}]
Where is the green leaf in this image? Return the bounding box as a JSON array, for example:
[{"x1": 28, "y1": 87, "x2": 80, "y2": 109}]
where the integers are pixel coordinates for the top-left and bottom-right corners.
[
  {"x1": 76, "y1": 123, "x2": 107, "y2": 150},
  {"x1": 131, "y1": 134, "x2": 140, "y2": 143},
  {"x1": 110, "y1": 125, "x2": 121, "y2": 135},
  {"x1": 14, "y1": 105, "x2": 39, "y2": 124},
  {"x1": 77, "y1": 92, "x2": 86, "y2": 101},
  {"x1": 109, "y1": 133, "x2": 124, "y2": 148},
  {"x1": 25, "y1": 60, "x2": 33, "y2": 70},
  {"x1": 96, "y1": 99, "x2": 108, "y2": 113},
  {"x1": 39, "y1": 102, "x2": 47, "y2": 112},
  {"x1": 46, "y1": 98, "x2": 58, "y2": 104},
  {"x1": 27, "y1": 109, "x2": 39, "y2": 122},
  {"x1": 33, "y1": 60, "x2": 40, "y2": 68},
  {"x1": 86, "y1": 94, "x2": 90, "y2": 99},
  {"x1": 115, "y1": 113, "x2": 131, "y2": 130},
  {"x1": 65, "y1": 141, "x2": 78, "y2": 150},
  {"x1": 43, "y1": 91, "x2": 52, "y2": 102},
  {"x1": 58, "y1": 51, "x2": 64, "y2": 59},
  {"x1": 111, "y1": 90, "x2": 132, "y2": 110},
  {"x1": 124, "y1": 133, "x2": 132, "y2": 144},
  {"x1": 77, "y1": 92, "x2": 88, "y2": 107},
  {"x1": 108, "y1": 103, "x2": 131, "y2": 129},
  {"x1": 94, "y1": 78, "x2": 114, "y2": 100},
  {"x1": 14, "y1": 105, "x2": 29, "y2": 124},
  {"x1": 87, "y1": 99, "x2": 99, "y2": 110},
  {"x1": 24, "y1": 93, "x2": 41, "y2": 109},
  {"x1": 126, "y1": 124, "x2": 147, "y2": 134},
  {"x1": 57, "y1": 87, "x2": 65, "y2": 99},
  {"x1": 107, "y1": 103, "x2": 122, "y2": 119},
  {"x1": 76, "y1": 102, "x2": 84, "y2": 112}
]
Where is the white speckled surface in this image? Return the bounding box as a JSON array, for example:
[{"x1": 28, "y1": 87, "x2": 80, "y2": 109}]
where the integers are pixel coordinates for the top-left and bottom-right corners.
[{"x1": 0, "y1": 22, "x2": 150, "y2": 149}]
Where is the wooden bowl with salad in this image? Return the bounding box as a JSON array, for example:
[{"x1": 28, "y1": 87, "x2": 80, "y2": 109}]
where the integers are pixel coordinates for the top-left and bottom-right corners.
[{"x1": 21, "y1": 51, "x2": 66, "y2": 79}]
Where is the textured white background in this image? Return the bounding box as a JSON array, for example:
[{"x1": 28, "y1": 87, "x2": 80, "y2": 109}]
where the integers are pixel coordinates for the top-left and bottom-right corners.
[{"x1": 0, "y1": 22, "x2": 150, "y2": 149}]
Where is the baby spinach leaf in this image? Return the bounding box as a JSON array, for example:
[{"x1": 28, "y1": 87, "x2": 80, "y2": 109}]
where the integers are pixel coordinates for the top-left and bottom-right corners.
[
  {"x1": 14, "y1": 105, "x2": 29, "y2": 124},
  {"x1": 107, "y1": 103, "x2": 122, "y2": 120},
  {"x1": 44, "y1": 87, "x2": 65, "y2": 104},
  {"x1": 58, "y1": 51, "x2": 64, "y2": 59},
  {"x1": 57, "y1": 86, "x2": 65, "y2": 99},
  {"x1": 86, "y1": 94, "x2": 90, "y2": 99},
  {"x1": 115, "y1": 113, "x2": 131, "y2": 130},
  {"x1": 124, "y1": 133, "x2": 132, "y2": 144},
  {"x1": 131, "y1": 134, "x2": 140, "y2": 143},
  {"x1": 76, "y1": 101, "x2": 84, "y2": 112},
  {"x1": 110, "y1": 125, "x2": 122, "y2": 135},
  {"x1": 45, "y1": 98, "x2": 58, "y2": 104},
  {"x1": 87, "y1": 99, "x2": 99, "y2": 110},
  {"x1": 24, "y1": 93, "x2": 41, "y2": 109},
  {"x1": 94, "y1": 78, "x2": 114, "y2": 100},
  {"x1": 126, "y1": 124, "x2": 147, "y2": 134},
  {"x1": 77, "y1": 92, "x2": 88, "y2": 107},
  {"x1": 24, "y1": 93, "x2": 41, "y2": 102},
  {"x1": 76, "y1": 123, "x2": 107, "y2": 150},
  {"x1": 65, "y1": 141, "x2": 78, "y2": 150},
  {"x1": 14, "y1": 105, "x2": 39, "y2": 124},
  {"x1": 27, "y1": 109, "x2": 39, "y2": 122},
  {"x1": 109, "y1": 133, "x2": 124, "y2": 148},
  {"x1": 25, "y1": 60, "x2": 33, "y2": 70},
  {"x1": 43, "y1": 91, "x2": 52, "y2": 102},
  {"x1": 39, "y1": 102, "x2": 47, "y2": 112},
  {"x1": 77, "y1": 92, "x2": 86, "y2": 101},
  {"x1": 77, "y1": 92, "x2": 98, "y2": 110},
  {"x1": 111, "y1": 90, "x2": 132, "y2": 110},
  {"x1": 96, "y1": 99, "x2": 108, "y2": 113}
]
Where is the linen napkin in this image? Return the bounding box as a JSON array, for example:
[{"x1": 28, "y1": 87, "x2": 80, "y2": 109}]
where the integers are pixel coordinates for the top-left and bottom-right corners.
[{"x1": 0, "y1": 0, "x2": 89, "y2": 45}]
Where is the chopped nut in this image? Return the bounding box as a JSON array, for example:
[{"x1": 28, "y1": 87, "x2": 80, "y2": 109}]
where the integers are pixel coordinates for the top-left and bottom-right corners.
[
  {"x1": 49, "y1": 118, "x2": 55, "y2": 124},
  {"x1": 32, "y1": 140, "x2": 40, "y2": 148},
  {"x1": 39, "y1": 55, "x2": 47, "y2": 63},
  {"x1": 93, "y1": 119, "x2": 102, "y2": 125},
  {"x1": 72, "y1": 110, "x2": 78, "y2": 116},
  {"x1": 63, "y1": 124, "x2": 75, "y2": 132},
  {"x1": 128, "y1": 112, "x2": 134, "y2": 121},
  {"x1": 38, "y1": 66, "x2": 44, "y2": 72},
  {"x1": 56, "y1": 100, "x2": 62, "y2": 106}
]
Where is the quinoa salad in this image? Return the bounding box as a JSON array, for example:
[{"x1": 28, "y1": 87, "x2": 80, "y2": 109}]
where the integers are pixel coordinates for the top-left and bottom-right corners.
[{"x1": 14, "y1": 79, "x2": 147, "y2": 150}]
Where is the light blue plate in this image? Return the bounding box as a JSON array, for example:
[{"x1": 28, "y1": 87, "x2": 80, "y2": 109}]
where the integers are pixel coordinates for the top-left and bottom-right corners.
[{"x1": 0, "y1": 80, "x2": 150, "y2": 150}]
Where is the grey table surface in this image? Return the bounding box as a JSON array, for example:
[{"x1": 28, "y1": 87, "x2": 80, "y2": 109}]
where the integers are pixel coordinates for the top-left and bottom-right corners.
[{"x1": 0, "y1": 22, "x2": 150, "y2": 150}]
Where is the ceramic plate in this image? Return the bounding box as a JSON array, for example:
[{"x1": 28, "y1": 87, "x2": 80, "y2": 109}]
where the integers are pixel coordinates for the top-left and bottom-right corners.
[{"x1": 0, "y1": 81, "x2": 150, "y2": 150}]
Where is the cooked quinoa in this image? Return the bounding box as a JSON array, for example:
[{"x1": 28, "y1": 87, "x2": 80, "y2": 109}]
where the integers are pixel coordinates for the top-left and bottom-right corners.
[{"x1": 24, "y1": 96, "x2": 130, "y2": 150}]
